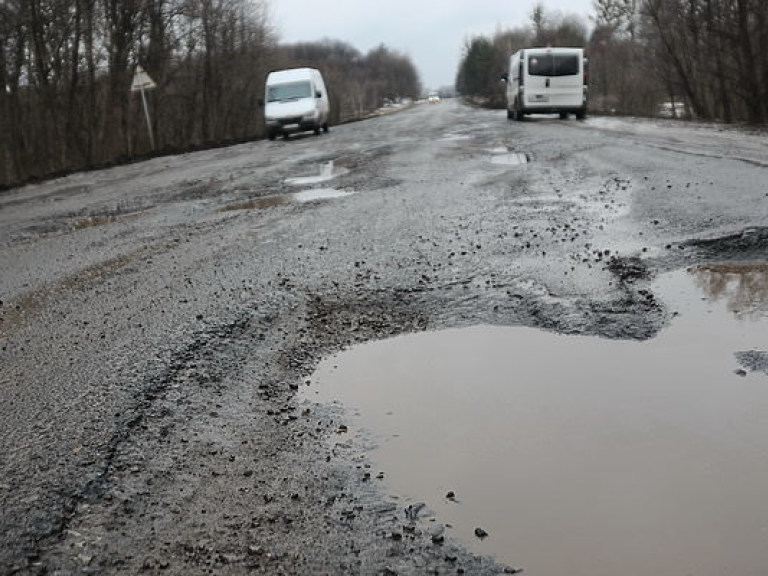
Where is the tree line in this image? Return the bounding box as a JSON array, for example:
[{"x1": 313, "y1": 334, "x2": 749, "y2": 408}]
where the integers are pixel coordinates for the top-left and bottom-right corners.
[
  {"x1": 456, "y1": 0, "x2": 768, "y2": 124},
  {"x1": 0, "y1": 0, "x2": 421, "y2": 189}
]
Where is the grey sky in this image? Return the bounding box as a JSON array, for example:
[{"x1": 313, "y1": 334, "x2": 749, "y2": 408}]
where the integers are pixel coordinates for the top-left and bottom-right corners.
[{"x1": 270, "y1": 0, "x2": 595, "y2": 90}]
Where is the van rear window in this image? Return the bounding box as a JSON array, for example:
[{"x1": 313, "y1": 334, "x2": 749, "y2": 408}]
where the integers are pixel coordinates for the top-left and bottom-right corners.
[
  {"x1": 267, "y1": 81, "x2": 312, "y2": 102},
  {"x1": 528, "y1": 54, "x2": 580, "y2": 77}
]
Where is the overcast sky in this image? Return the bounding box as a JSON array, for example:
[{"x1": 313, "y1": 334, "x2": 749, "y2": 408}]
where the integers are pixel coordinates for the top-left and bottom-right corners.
[{"x1": 270, "y1": 0, "x2": 595, "y2": 90}]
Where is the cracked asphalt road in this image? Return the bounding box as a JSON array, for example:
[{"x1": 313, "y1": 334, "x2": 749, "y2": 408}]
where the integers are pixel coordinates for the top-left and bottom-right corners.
[{"x1": 1, "y1": 100, "x2": 767, "y2": 574}]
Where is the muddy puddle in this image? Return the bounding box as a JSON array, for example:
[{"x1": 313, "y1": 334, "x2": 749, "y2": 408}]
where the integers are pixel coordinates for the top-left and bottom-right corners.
[
  {"x1": 284, "y1": 161, "x2": 349, "y2": 186},
  {"x1": 440, "y1": 133, "x2": 473, "y2": 142},
  {"x1": 220, "y1": 189, "x2": 353, "y2": 211},
  {"x1": 72, "y1": 214, "x2": 123, "y2": 230},
  {"x1": 303, "y1": 263, "x2": 768, "y2": 576},
  {"x1": 220, "y1": 160, "x2": 353, "y2": 211},
  {"x1": 486, "y1": 149, "x2": 529, "y2": 166}
]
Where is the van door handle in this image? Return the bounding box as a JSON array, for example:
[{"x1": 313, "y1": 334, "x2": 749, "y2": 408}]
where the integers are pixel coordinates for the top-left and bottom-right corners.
[{"x1": 546, "y1": 78, "x2": 550, "y2": 88}]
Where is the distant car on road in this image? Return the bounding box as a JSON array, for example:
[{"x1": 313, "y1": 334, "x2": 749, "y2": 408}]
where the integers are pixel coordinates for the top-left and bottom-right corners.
[{"x1": 427, "y1": 93, "x2": 441, "y2": 104}]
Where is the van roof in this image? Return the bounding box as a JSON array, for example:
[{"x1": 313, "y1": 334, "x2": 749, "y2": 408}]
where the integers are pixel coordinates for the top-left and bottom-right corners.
[
  {"x1": 518, "y1": 47, "x2": 583, "y2": 54},
  {"x1": 266, "y1": 67, "x2": 319, "y2": 84}
]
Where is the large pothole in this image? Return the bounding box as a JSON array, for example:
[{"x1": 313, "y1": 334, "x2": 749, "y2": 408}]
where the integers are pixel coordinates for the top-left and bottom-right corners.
[{"x1": 301, "y1": 263, "x2": 768, "y2": 576}]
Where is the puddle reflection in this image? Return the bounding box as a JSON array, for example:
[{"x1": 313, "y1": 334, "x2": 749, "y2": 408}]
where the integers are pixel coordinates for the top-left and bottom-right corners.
[
  {"x1": 689, "y1": 262, "x2": 768, "y2": 318},
  {"x1": 220, "y1": 189, "x2": 353, "y2": 211},
  {"x1": 220, "y1": 196, "x2": 290, "y2": 211},
  {"x1": 292, "y1": 188, "x2": 353, "y2": 202},
  {"x1": 284, "y1": 161, "x2": 349, "y2": 186},
  {"x1": 304, "y1": 265, "x2": 768, "y2": 576},
  {"x1": 489, "y1": 152, "x2": 529, "y2": 166},
  {"x1": 440, "y1": 133, "x2": 472, "y2": 142}
]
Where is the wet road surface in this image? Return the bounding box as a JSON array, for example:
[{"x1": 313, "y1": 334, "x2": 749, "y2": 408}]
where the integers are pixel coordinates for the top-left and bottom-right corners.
[
  {"x1": 1, "y1": 100, "x2": 767, "y2": 574},
  {"x1": 305, "y1": 265, "x2": 768, "y2": 576}
]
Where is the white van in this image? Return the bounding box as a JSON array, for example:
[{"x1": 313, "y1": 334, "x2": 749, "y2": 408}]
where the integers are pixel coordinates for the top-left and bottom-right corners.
[
  {"x1": 504, "y1": 47, "x2": 587, "y2": 120},
  {"x1": 264, "y1": 67, "x2": 330, "y2": 140}
]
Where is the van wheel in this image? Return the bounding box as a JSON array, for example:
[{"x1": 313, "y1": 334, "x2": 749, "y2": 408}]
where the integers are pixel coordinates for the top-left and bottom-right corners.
[
  {"x1": 576, "y1": 109, "x2": 587, "y2": 120},
  {"x1": 314, "y1": 126, "x2": 321, "y2": 135},
  {"x1": 507, "y1": 109, "x2": 514, "y2": 120},
  {"x1": 559, "y1": 112, "x2": 568, "y2": 119},
  {"x1": 323, "y1": 123, "x2": 329, "y2": 133},
  {"x1": 268, "y1": 132, "x2": 276, "y2": 141},
  {"x1": 283, "y1": 132, "x2": 290, "y2": 140}
]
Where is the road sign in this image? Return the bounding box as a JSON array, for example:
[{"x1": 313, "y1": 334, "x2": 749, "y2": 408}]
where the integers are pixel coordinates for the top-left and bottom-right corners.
[
  {"x1": 131, "y1": 65, "x2": 156, "y2": 92},
  {"x1": 131, "y1": 65, "x2": 156, "y2": 149}
]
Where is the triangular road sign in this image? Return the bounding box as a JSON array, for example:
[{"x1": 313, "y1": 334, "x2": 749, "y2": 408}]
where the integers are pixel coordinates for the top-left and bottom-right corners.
[{"x1": 131, "y1": 65, "x2": 156, "y2": 92}]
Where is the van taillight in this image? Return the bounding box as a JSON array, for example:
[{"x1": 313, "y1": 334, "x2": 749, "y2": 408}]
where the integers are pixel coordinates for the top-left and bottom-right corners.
[{"x1": 583, "y1": 58, "x2": 589, "y2": 85}]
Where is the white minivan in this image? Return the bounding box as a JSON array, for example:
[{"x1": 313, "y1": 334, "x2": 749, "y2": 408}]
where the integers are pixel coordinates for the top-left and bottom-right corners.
[
  {"x1": 264, "y1": 67, "x2": 330, "y2": 140},
  {"x1": 504, "y1": 47, "x2": 587, "y2": 120}
]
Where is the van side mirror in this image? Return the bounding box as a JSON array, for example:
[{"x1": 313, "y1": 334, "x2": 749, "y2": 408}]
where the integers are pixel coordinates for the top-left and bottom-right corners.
[
  {"x1": 316, "y1": 91, "x2": 322, "y2": 99},
  {"x1": 500, "y1": 73, "x2": 509, "y2": 83}
]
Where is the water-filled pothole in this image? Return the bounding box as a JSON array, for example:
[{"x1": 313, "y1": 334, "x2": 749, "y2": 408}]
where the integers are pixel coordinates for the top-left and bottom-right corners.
[
  {"x1": 220, "y1": 189, "x2": 353, "y2": 211},
  {"x1": 483, "y1": 146, "x2": 529, "y2": 166},
  {"x1": 292, "y1": 188, "x2": 353, "y2": 202},
  {"x1": 284, "y1": 161, "x2": 349, "y2": 186},
  {"x1": 440, "y1": 133, "x2": 473, "y2": 142},
  {"x1": 489, "y1": 152, "x2": 529, "y2": 166},
  {"x1": 303, "y1": 263, "x2": 768, "y2": 576}
]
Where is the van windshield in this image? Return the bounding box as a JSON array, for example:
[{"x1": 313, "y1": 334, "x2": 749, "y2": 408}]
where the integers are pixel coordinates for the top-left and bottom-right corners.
[
  {"x1": 528, "y1": 54, "x2": 580, "y2": 77},
  {"x1": 267, "y1": 81, "x2": 312, "y2": 102}
]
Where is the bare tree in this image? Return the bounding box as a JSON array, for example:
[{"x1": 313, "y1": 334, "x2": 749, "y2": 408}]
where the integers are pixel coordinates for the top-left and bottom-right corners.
[
  {"x1": 278, "y1": 40, "x2": 421, "y2": 122},
  {"x1": 594, "y1": 0, "x2": 639, "y2": 38},
  {"x1": 0, "y1": 1, "x2": 421, "y2": 189},
  {"x1": 588, "y1": 0, "x2": 663, "y2": 115},
  {"x1": 456, "y1": 36, "x2": 498, "y2": 103},
  {"x1": 643, "y1": 0, "x2": 767, "y2": 122},
  {"x1": 0, "y1": 2, "x2": 13, "y2": 186},
  {"x1": 456, "y1": 6, "x2": 587, "y2": 109}
]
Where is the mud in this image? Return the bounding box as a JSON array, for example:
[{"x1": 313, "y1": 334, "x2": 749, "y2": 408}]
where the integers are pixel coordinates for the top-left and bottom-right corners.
[{"x1": 1, "y1": 101, "x2": 766, "y2": 575}]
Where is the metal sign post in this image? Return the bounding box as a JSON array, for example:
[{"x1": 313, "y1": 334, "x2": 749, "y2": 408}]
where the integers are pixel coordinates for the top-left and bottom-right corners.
[{"x1": 130, "y1": 65, "x2": 157, "y2": 150}]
